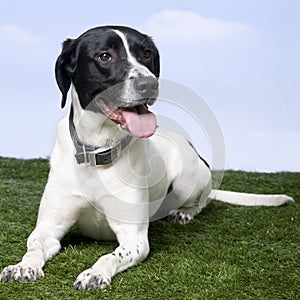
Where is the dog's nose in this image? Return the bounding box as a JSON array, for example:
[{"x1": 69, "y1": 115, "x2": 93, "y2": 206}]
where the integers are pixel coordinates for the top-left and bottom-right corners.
[{"x1": 134, "y1": 77, "x2": 159, "y2": 98}]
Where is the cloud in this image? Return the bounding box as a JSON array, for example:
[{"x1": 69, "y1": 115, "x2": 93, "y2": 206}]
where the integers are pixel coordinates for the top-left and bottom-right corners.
[
  {"x1": 0, "y1": 24, "x2": 42, "y2": 45},
  {"x1": 143, "y1": 10, "x2": 256, "y2": 44}
]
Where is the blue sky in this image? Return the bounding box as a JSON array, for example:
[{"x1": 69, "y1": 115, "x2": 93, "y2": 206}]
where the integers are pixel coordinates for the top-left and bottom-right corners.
[{"x1": 0, "y1": 0, "x2": 299, "y2": 171}]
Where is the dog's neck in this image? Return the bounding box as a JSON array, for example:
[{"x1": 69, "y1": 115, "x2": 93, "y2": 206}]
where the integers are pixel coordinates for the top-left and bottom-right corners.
[{"x1": 70, "y1": 86, "x2": 130, "y2": 150}]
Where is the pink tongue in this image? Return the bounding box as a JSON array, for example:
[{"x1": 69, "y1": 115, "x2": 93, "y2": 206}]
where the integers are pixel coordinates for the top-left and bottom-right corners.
[{"x1": 121, "y1": 105, "x2": 157, "y2": 138}]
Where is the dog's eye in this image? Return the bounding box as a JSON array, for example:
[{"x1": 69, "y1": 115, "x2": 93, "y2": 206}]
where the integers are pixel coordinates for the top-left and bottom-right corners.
[
  {"x1": 143, "y1": 51, "x2": 152, "y2": 59},
  {"x1": 98, "y1": 53, "x2": 112, "y2": 62}
]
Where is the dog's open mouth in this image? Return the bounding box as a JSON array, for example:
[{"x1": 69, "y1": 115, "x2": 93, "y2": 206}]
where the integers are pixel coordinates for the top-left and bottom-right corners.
[{"x1": 98, "y1": 100, "x2": 157, "y2": 138}]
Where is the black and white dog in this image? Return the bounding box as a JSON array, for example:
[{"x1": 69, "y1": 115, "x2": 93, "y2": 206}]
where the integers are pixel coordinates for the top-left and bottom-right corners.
[{"x1": 0, "y1": 26, "x2": 293, "y2": 290}]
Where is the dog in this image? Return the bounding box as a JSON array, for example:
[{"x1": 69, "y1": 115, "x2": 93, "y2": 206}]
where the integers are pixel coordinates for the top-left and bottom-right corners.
[{"x1": 0, "y1": 26, "x2": 294, "y2": 290}]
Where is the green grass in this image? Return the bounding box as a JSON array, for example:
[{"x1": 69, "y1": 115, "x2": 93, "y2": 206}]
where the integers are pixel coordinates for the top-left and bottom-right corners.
[{"x1": 0, "y1": 157, "x2": 299, "y2": 299}]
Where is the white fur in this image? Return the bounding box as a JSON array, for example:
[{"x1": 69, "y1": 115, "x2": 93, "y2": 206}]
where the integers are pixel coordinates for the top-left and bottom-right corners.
[
  {"x1": 210, "y1": 189, "x2": 294, "y2": 206},
  {"x1": 0, "y1": 87, "x2": 212, "y2": 288}
]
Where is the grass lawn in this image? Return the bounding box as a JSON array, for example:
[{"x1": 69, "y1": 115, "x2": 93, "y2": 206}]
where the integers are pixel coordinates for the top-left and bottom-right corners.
[{"x1": 0, "y1": 157, "x2": 299, "y2": 299}]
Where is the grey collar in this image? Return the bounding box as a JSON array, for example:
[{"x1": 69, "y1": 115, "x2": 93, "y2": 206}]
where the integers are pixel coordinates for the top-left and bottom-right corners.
[{"x1": 69, "y1": 109, "x2": 132, "y2": 166}]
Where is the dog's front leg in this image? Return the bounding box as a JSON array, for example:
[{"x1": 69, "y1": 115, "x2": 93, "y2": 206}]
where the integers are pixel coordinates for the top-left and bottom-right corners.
[
  {"x1": 74, "y1": 221, "x2": 149, "y2": 290},
  {"x1": 0, "y1": 226, "x2": 60, "y2": 282},
  {"x1": 0, "y1": 181, "x2": 81, "y2": 283}
]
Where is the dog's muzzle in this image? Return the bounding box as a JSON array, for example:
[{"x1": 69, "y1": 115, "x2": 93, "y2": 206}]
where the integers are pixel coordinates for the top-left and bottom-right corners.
[{"x1": 94, "y1": 77, "x2": 159, "y2": 138}]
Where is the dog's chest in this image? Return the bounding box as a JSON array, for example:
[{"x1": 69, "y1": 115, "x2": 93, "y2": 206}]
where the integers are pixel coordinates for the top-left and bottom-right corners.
[{"x1": 77, "y1": 205, "x2": 116, "y2": 240}]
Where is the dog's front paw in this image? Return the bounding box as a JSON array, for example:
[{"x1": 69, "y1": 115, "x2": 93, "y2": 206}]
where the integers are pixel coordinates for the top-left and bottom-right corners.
[
  {"x1": 74, "y1": 268, "x2": 111, "y2": 291},
  {"x1": 0, "y1": 265, "x2": 44, "y2": 282}
]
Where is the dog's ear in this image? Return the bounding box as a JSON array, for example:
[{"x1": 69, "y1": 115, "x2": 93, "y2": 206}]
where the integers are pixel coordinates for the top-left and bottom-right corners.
[
  {"x1": 148, "y1": 38, "x2": 160, "y2": 78},
  {"x1": 153, "y1": 47, "x2": 160, "y2": 79},
  {"x1": 55, "y1": 38, "x2": 78, "y2": 108}
]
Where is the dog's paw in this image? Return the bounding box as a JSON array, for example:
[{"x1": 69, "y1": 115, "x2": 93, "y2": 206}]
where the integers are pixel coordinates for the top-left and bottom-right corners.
[
  {"x1": 74, "y1": 268, "x2": 111, "y2": 291},
  {"x1": 0, "y1": 265, "x2": 44, "y2": 282},
  {"x1": 167, "y1": 208, "x2": 195, "y2": 225}
]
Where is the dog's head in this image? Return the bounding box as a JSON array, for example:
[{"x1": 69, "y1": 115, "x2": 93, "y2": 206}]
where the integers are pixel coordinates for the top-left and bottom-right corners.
[{"x1": 55, "y1": 26, "x2": 160, "y2": 138}]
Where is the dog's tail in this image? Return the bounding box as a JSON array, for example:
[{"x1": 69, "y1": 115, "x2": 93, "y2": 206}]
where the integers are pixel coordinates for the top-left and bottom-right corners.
[{"x1": 209, "y1": 189, "x2": 294, "y2": 206}]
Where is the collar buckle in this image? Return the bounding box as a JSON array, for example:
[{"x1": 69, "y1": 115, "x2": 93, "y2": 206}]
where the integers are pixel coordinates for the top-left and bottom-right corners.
[{"x1": 89, "y1": 141, "x2": 122, "y2": 167}]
